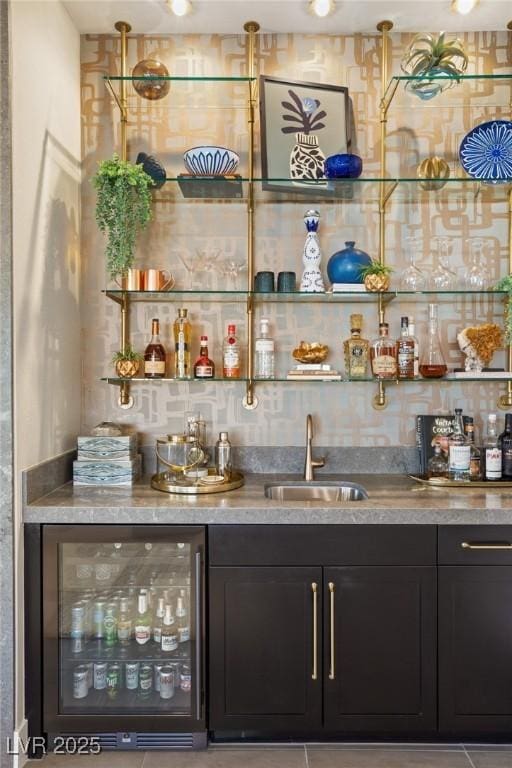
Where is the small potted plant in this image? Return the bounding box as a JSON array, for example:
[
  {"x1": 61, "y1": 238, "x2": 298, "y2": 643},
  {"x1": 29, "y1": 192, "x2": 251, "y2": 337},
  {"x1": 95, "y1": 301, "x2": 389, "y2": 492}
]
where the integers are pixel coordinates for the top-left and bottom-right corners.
[
  {"x1": 112, "y1": 344, "x2": 143, "y2": 378},
  {"x1": 494, "y1": 274, "x2": 512, "y2": 343},
  {"x1": 360, "y1": 261, "x2": 393, "y2": 292},
  {"x1": 92, "y1": 154, "x2": 154, "y2": 279},
  {"x1": 401, "y1": 32, "x2": 468, "y2": 101}
]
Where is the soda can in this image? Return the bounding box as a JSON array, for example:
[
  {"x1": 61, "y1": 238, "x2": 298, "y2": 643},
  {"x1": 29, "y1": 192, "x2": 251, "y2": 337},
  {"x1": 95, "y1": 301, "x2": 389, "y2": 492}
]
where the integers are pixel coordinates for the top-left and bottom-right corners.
[
  {"x1": 106, "y1": 663, "x2": 121, "y2": 699},
  {"x1": 70, "y1": 603, "x2": 85, "y2": 653},
  {"x1": 125, "y1": 662, "x2": 140, "y2": 690},
  {"x1": 92, "y1": 601, "x2": 106, "y2": 639},
  {"x1": 139, "y1": 664, "x2": 153, "y2": 698},
  {"x1": 103, "y1": 603, "x2": 118, "y2": 647},
  {"x1": 153, "y1": 662, "x2": 165, "y2": 692},
  {"x1": 84, "y1": 661, "x2": 93, "y2": 689},
  {"x1": 159, "y1": 666, "x2": 175, "y2": 700},
  {"x1": 73, "y1": 665, "x2": 89, "y2": 699},
  {"x1": 180, "y1": 663, "x2": 191, "y2": 692},
  {"x1": 93, "y1": 661, "x2": 107, "y2": 690}
]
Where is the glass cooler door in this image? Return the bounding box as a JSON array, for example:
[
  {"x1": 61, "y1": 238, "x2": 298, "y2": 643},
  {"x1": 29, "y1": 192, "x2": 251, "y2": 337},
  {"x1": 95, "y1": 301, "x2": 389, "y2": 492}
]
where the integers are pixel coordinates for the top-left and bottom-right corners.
[{"x1": 43, "y1": 525, "x2": 205, "y2": 733}]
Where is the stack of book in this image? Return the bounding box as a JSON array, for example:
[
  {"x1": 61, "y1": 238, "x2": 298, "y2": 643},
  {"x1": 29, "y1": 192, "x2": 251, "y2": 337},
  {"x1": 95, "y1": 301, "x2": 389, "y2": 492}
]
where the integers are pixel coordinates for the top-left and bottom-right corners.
[
  {"x1": 330, "y1": 283, "x2": 367, "y2": 293},
  {"x1": 73, "y1": 433, "x2": 141, "y2": 486},
  {"x1": 286, "y1": 363, "x2": 341, "y2": 381}
]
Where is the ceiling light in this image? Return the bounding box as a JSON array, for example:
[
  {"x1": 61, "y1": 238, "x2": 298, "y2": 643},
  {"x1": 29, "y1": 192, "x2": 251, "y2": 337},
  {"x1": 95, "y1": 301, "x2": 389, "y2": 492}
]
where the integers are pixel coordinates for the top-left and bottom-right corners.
[
  {"x1": 167, "y1": 0, "x2": 192, "y2": 17},
  {"x1": 309, "y1": 0, "x2": 336, "y2": 18},
  {"x1": 451, "y1": 0, "x2": 479, "y2": 15}
]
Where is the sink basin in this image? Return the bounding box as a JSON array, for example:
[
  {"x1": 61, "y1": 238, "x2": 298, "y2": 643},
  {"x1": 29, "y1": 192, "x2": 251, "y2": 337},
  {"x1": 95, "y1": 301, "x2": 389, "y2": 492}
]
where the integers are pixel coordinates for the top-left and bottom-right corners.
[{"x1": 264, "y1": 481, "x2": 369, "y2": 502}]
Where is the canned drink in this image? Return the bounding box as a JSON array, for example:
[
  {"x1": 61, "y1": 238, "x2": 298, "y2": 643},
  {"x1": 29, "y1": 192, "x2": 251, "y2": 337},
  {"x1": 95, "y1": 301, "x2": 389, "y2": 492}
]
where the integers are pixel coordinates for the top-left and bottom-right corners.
[
  {"x1": 180, "y1": 663, "x2": 191, "y2": 692},
  {"x1": 139, "y1": 664, "x2": 153, "y2": 698},
  {"x1": 125, "y1": 662, "x2": 140, "y2": 690},
  {"x1": 73, "y1": 665, "x2": 89, "y2": 699},
  {"x1": 70, "y1": 603, "x2": 85, "y2": 653},
  {"x1": 103, "y1": 603, "x2": 118, "y2": 647},
  {"x1": 159, "y1": 666, "x2": 175, "y2": 700},
  {"x1": 106, "y1": 663, "x2": 121, "y2": 699},
  {"x1": 153, "y1": 662, "x2": 165, "y2": 692},
  {"x1": 84, "y1": 662, "x2": 93, "y2": 689},
  {"x1": 92, "y1": 601, "x2": 106, "y2": 639},
  {"x1": 93, "y1": 661, "x2": 107, "y2": 690}
]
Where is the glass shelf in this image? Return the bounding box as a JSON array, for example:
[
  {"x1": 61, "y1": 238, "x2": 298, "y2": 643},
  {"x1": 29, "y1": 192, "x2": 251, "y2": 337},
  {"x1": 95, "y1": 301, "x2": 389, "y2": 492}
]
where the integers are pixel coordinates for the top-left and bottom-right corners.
[
  {"x1": 104, "y1": 290, "x2": 248, "y2": 302},
  {"x1": 102, "y1": 375, "x2": 512, "y2": 385},
  {"x1": 385, "y1": 72, "x2": 512, "y2": 111},
  {"x1": 102, "y1": 377, "x2": 249, "y2": 383}
]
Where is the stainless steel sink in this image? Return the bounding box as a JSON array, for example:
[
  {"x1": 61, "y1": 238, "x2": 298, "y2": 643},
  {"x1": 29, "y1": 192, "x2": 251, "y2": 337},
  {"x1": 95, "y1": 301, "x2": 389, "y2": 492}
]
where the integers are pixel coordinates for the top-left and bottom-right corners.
[{"x1": 264, "y1": 481, "x2": 369, "y2": 502}]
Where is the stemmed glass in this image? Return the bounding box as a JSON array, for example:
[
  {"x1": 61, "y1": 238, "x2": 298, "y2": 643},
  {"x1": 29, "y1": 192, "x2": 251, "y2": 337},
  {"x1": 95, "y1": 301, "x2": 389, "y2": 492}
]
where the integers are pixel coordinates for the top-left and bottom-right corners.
[
  {"x1": 400, "y1": 236, "x2": 427, "y2": 291},
  {"x1": 464, "y1": 238, "x2": 488, "y2": 290},
  {"x1": 219, "y1": 259, "x2": 247, "y2": 290},
  {"x1": 430, "y1": 237, "x2": 457, "y2": 290},
  {"x1": 176, "y1": 248, "x2": 220, "y2": 289}
]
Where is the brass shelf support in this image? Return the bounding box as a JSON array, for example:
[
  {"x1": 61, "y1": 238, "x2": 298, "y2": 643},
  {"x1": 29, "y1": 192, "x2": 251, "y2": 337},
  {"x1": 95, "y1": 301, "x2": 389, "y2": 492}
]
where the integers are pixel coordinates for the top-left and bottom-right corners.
[
  {"x1": 498, "y1": 183, "x2": 512, "y2": 410},
  {"x1": 114, "y1": 21, "x2": 131, "y2": 160}
]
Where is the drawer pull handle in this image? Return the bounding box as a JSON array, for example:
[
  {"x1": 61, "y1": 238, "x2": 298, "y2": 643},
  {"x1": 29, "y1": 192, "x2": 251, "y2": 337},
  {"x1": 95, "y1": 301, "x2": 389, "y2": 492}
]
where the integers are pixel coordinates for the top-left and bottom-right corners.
[
  {"x1": 329, "y1": 581, "x2": 335, "y2": 681},
  {"x1": 311, "y1": 582, "x2": 318, "y2": 681},
  {"x1": 462, "y1": 541, "x2": 512, "y2": 550}
]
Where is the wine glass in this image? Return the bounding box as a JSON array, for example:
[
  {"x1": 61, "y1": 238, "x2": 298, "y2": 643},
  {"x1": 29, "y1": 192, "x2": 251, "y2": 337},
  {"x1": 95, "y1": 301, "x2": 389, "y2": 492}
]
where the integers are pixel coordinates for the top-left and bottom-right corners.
[
  {"x1": 219, "y1": 259, "x2": 247, "y2": 290},
  {"x1": 176, "y1": 250, "x2": 199, "y2": 289},
  {"x1": 464, "y1": 238, "x2": 488, "y2": 290},
  {"x1": 430, "y1": 237, "x2": 457, "y2": 290},
  {"x1": 400, "y1": 236, "x2": 427, "y2": 291}
]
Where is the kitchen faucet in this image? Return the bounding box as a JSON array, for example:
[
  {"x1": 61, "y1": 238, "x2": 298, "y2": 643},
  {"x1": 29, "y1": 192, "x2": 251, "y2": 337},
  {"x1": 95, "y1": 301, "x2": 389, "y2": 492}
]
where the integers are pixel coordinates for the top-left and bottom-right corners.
[{"x1": 304, "y1": 414, "x2": 325, "y2": 481}]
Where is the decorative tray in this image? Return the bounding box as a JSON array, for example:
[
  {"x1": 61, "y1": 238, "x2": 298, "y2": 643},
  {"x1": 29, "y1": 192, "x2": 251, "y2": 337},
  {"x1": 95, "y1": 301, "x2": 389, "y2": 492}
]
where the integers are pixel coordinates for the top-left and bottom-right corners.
[
  {"x1": 409, "y1": 474, "x2": 512, "y2": 488},
  {"x1": 151, "y1": 468, "x2": 244, "y2": 495}
]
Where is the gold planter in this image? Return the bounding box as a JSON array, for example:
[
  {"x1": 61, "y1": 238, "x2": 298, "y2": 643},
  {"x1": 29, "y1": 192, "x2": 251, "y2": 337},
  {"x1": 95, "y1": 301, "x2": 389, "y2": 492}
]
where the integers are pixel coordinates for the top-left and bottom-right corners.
[
  {"x1": 115, "y1": 359, "x2": 140, "y2": 378},
  {"x1": 364, "y1": 274, "x2": 390, "y2": 292}
]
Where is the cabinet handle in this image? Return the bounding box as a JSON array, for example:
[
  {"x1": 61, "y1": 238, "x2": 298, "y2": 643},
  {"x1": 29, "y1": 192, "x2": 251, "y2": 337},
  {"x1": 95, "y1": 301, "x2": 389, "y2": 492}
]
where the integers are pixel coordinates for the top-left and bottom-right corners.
[
  {"x1": 195, "y1": 550, "x2": 202, "y2": 720},
  {"x1": 328, "y1": 581, "x2": 335, "y2": 680},
  {"x1": 311, "y1": 582, "x2": 318, "y2": 681},
  {"x1": 462, "y1": 541, "x2": 512, "y2": 550}
]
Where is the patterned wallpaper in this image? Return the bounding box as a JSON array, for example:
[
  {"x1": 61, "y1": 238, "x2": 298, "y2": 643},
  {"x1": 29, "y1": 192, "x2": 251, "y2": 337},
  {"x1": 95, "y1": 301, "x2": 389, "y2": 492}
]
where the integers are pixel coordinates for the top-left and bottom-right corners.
[{"x1": 80, "y1": 30, "x2": 511, "y2": 449}]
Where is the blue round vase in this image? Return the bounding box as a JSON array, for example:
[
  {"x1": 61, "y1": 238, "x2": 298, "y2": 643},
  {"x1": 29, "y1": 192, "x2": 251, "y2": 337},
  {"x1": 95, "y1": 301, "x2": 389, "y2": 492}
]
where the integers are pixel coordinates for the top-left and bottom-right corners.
[
  {"x1": 327, "y1": 241, "x2": 372, "y2": 284},
  {"x1": 324, "y1": 153, "x2": 363, "y2": 179}
]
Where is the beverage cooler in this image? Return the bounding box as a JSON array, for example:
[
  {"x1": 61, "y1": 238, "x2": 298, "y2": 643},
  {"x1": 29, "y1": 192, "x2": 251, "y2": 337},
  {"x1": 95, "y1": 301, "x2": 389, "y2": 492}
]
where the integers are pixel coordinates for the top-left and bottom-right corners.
[{"x1": 25, "y1": 525, "x2": 206, "y2": 752}]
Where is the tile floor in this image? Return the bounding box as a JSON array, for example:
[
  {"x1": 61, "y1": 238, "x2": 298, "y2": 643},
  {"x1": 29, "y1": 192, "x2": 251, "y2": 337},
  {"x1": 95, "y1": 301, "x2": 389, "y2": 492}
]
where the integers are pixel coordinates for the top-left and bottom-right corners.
[{"x1": 29, "y1": 744, "x2": 512, "y2": 768}]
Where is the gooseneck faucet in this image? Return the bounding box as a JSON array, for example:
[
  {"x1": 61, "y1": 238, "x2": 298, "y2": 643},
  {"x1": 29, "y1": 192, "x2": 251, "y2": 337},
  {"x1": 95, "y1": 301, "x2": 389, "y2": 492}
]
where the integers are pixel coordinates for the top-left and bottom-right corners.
[{"x1": 304, "y1": 414, "x2": 325, "y2": 481}]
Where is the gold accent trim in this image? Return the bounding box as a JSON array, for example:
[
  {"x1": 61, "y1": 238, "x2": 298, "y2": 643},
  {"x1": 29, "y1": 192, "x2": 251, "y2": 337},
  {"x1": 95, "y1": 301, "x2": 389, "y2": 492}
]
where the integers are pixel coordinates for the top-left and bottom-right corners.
[
  {"x1": 462, "y1": 541, "x2": 512, "y2": 550},
  {"x1": 312, "y1": 582, "x2": 318, "y2": 680},
  {"x1": 328, "y1": 581, "x2": 335, "y2": 680},
  {"x1": 373, "y1": 380, "x2": 387, "y2": 410},
  {"x1": 114, "y1": 21, "x2": 130, "y2": 160},
  {"x1": 376, "y1": 19, "x2": 393, "y2": 32}
]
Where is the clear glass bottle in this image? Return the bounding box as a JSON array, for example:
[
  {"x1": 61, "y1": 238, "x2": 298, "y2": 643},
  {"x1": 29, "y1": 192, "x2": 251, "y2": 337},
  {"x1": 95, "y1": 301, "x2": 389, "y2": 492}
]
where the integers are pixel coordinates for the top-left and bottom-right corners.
[
  {"x1": 173, "y1": 308, "x2": 191, "y2": 379},
  {"x1": 500, "y1": 413, "x2": 512, "y2": 479},
  {"x1": 464, "y1": 417, "x2": 482, "y2": 481},
  {"x1": 407, "y1": 316, "x2": 420, "y2": 379},
  {"x1": 222, "y1": 324, "x2": 240, "y2": 378},
  {"x1": 448, "y1": 408, "x2": 471, "y2": 481},
  {"x1": 419, "y1": 303, "x2": 447, "y2": 378},
  {"x1": 396, "y1": 316, "x2": 415, "y2": 380},
  {"x1": 134, "y1": 592, "x2": 151, "y2": 645},
  {"x1": 484, "y1": 413, "x2": 502, "y2": 481},
  {"x1": 161, "y1": 605, "x2": 178, "y2": 652},
  {"x1": 144, "y1": 318, "x2": 166, "y2": 378},
  {"x1": 193, "y1": 335, "x2": 215, "y2": 379},
  {"x1": 427, "y1": 444, "x2": 448, "y2": 478},
  {"x1": 370, "y1": 322, "x2": 397, "y2": 380},
  {"x1": 255, "y1": 318, "x2": 275, "y2": 379},
  {"x1": 176, "y1": 596, "x2": 190, "y2": 644},
  {"x1": 343, "y1": 313, "x2": 369, "y2": 379},
  {"x1": 117, "y1": 597, "x2": 132, "y2": 646},
  {"x1": 153, "y1": 597, "x2": 165, "y2": 645},
  {"x1": 215, "y1": 431, "x2": 232, "y2": 479}
]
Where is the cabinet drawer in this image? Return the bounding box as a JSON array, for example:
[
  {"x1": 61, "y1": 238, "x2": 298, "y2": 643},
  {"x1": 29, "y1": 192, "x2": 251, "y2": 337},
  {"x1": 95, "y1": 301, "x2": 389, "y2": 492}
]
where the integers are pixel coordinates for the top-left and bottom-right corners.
[
  {"x1": 209, "y1": 525, "x2": 436, "y2": 566},
  {"x1": 439, "y1": 526, "x2": 512, "y2": 565}
]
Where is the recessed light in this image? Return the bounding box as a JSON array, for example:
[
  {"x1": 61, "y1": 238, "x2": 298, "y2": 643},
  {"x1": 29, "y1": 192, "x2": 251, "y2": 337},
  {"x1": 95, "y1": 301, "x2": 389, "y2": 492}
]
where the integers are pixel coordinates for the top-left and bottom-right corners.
[
  {"x1": 167, "y1": 0, "x2": 193, "y2": 17},
  {"x1": 451, "y1": 0, "x2": 479, "y2": 15},
  {"x1": 309, "y1": 0, "x2": 336, "y2": 18}
]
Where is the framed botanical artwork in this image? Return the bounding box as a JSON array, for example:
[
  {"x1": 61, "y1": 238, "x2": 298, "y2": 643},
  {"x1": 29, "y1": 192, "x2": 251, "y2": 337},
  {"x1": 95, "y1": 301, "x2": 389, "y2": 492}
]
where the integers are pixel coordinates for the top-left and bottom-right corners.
[{"x1": 259, "y1": 75, "x2": 351, "y2": 194}]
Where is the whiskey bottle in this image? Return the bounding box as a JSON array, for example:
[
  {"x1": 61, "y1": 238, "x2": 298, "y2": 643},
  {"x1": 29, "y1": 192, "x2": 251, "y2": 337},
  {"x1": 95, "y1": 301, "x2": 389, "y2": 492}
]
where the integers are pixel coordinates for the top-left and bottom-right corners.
[
  {"x1": 223, "y1": 324, "x2": 240, "y2": 378},
  {"x1": 343, "y1": 313, "x2": 369, "y2": 379},
  {"x1": 173, "y1": 308, "x2": 191, "y2": 379},
  {"x1": 194, "y1": 335, "x2": 215, "y2": 379},
  {"x1": 500, "y1": 413, "x2": 512, "y2": 478},
  {"x1": 484, "y1": 413, "x2": 502, "y2": 480},
  {"x1": 161, "y1": 605, "x2": 178, "y2": 653},
  {"x1": 464, "y1": 417, "x2": 482, "y2": 481},
  {"x1": 370, "y1": 322, "x2": 397, "y2": 380},
  {"x1": 448, "y1": 408, "x2": 471, "y2": 481},
  {"x1": 396, "y1": 317, "x2": 415, "y2": 380},
  {"x1": 144, "y1": 318, "x2": 166, "y2": 378},
  {"x1": 427, "y1": 444, "x2": 448, "y2": 478}
]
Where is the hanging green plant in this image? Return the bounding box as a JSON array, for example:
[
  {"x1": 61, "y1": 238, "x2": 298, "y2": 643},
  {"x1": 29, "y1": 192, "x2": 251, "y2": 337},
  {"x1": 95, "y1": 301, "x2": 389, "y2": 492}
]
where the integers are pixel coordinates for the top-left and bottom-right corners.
[
  {"x1": 92, "y1": 153, "x2": 154, "y2": 279},
  {"x1": 494, "y1": 274, "x2": 512, "y2": 343}
]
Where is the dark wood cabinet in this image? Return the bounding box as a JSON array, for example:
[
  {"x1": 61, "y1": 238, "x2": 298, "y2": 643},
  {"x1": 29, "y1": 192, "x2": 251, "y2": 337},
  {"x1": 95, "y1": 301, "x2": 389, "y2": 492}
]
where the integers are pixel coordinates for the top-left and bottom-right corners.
[{"x1": 324, "y1": 567, "x2": 436, "y2": 732}]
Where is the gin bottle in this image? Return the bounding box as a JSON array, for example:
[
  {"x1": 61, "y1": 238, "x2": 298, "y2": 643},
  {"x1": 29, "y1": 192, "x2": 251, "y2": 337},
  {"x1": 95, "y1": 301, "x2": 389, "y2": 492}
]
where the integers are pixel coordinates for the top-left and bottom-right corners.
[
  {"x1": 448, "y1": 408, "x2": 470, "y2": 481},
  {"x1": 484, "y1": 413, "x2": 502, "y2": 481}
]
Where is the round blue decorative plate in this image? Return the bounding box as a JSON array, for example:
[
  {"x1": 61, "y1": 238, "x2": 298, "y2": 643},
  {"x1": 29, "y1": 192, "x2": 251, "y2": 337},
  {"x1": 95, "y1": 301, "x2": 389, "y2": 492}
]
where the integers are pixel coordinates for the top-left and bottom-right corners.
[{"x1": 459, "y1": 120, "x2": 512, "y2": 183}]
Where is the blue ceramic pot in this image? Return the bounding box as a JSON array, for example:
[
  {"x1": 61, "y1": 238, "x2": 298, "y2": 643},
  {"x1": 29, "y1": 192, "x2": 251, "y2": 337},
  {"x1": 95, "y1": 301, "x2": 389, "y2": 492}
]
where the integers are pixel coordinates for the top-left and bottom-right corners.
[
  {"x1": 324, "y1": 153, "x2": 363, "y2": 179},
  {"x1": 327, "y1": 241, "x2": 372, "y2": 284}
]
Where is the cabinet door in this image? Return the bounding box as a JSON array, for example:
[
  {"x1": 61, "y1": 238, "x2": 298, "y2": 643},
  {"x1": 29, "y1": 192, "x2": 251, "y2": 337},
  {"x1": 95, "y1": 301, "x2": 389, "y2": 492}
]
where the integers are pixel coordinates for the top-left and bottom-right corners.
[
  {"x1": 439, "y1": 565, "x2": 512, "y2": 734},
  {"x1": 209, "y1": 566, "x2": 322, "y2": 731},
  {"x1": 324, "y1": 567, "x2": 436, "y2": 733}
]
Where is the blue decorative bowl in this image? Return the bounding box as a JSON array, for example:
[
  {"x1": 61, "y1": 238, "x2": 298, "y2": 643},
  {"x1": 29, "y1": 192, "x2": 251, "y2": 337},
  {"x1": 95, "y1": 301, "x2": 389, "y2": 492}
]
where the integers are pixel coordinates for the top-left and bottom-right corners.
[
  {"x1": 327, "y1": 241, "x2": 371, "y2": 284},
  {"x1": 183, "y1": 146, "x2": 240, "y2": 176},
  {"x1": 324, "y1": 153, "x2": 363, "y2": 179},
  {"x1": 460, "y1": 120, "x2": 512, "y2": 183}
]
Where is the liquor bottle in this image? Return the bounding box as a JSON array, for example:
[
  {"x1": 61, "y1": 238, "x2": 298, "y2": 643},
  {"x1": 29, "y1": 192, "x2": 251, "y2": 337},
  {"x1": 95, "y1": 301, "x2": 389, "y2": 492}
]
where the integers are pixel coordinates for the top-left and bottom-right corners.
[
  {"x1": 117, "y1": 597, "x2": 132, "y2": 646},
  {"x1": 223, "y1": 324, "x2": 240, "y2": 378},
  {"x1": 407, "y1": 316, "x2": 420, "y2": 379},
  {"x1": 427, "y1": 444, "x2": 448, "y2": 478},
  {"x1": 448, "y1": 408, "x2": 471, "y2": 481},
  {"x1": 464, "y1": 417, "x2": 482, "y2": 481},
  {"x1": 396, "y1": 316, "x2": 415, "y2": 380},
  {"x1": 176, "y1": 596, "x2": 190, "y2": 643},
  {"x1": 500, "y1": 413, "x2": 512, "y2": 478},
  {"x1": 419, "y1": 303, "x2": 447, "y2": 378},
  {"x1": 343, "y1": 313, "x2": 369, "y2": 379},
  {"x1": 153, "y1": 597, "x2": 165, "y2": 645},
  {"x1": 194, "y1": 335, "x2": 215, "y2": 379},
  {"x1": 255, "y1": 318, "x2": 275, "y2": 379},
  {"x1": 484, "y1": 413, "x2": 502, "y2": 481},
  {"x1": 144, "y1": 318, "x2": 166, "y2": 378},
  {"x1": 134, "y1": 593, "x2": 151, "y2": 645},
  {"x1": 161, "y1": 605, "x2": 178, "y2": 652},
  {"x1": 173, "y1": 308, "x2": 191, "y2": 379},
  {"x1": 370, "y1": 322, "x2": 397, "y2": 380}
]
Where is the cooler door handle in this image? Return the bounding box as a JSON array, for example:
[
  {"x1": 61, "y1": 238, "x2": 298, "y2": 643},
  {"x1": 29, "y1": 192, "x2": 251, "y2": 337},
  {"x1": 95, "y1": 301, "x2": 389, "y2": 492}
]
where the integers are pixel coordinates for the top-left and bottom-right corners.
[{"x1": 195, "y1": 550, "x2": 203, "y2": 720}]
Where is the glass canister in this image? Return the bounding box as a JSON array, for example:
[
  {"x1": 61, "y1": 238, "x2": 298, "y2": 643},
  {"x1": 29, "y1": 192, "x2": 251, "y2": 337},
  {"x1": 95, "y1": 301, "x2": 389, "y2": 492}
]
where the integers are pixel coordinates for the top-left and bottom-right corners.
[{"x1": 155, "y1": 434, "x2": 205, "y2": 480}]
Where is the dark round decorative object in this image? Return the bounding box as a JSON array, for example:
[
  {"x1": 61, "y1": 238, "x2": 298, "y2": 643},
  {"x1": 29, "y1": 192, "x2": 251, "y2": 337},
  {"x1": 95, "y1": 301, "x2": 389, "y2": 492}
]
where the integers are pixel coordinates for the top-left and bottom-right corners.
[
  {"x1": 324, "y1": 153, "x2": 363, "y2": 179},
  {"x1": 327, "y1": 241, "x2": 372, "y2": 284},
  {"x1": 136, "y1": 152, "x2": 166, "y2": 189},
  {"x1": 132, "y1": 59, "x2": 170, "y2": 101}
]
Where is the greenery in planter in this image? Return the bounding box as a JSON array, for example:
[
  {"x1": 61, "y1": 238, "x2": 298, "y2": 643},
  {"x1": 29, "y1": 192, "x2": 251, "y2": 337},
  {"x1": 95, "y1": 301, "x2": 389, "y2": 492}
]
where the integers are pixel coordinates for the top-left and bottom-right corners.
[
  {"x1": 111, "y1": 344, "x2": 144, "y2": 365},
  {"x1": 93, "y1": 154, "x2": 154, "y2": 278},
  {"x1": 494, "y1": 274, "x2": 512, "y2": 343},
  {"x1": 401, "y1": 32, "x2": 468, "y2": 100},
  {"x1": 359, "y1": 261, "x2": 393, "y2": 280}
]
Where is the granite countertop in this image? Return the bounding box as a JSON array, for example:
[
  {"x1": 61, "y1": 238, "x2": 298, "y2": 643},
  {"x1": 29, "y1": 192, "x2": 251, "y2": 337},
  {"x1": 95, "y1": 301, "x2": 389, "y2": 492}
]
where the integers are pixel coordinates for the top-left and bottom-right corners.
[{"x1": 23, "y1": 473, "x2": 512, "y2": 525}]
